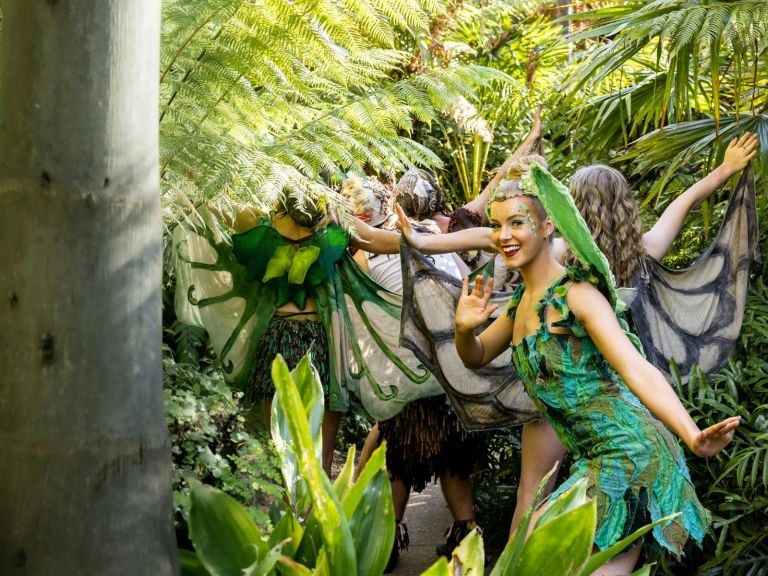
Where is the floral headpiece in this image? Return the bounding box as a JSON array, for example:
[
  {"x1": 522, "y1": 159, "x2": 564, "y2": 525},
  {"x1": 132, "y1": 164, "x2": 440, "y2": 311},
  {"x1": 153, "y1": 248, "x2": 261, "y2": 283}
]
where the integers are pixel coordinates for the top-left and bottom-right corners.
[{"x1": 484, "y1": 168, "x2": 539, "y2": 221}]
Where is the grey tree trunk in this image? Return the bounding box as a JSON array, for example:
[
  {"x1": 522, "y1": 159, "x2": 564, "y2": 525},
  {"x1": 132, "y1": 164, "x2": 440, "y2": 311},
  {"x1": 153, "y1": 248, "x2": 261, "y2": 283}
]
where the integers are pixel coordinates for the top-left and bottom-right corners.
[{"x1": 0, "y1": 2, "x2": 177, "y2": 574}]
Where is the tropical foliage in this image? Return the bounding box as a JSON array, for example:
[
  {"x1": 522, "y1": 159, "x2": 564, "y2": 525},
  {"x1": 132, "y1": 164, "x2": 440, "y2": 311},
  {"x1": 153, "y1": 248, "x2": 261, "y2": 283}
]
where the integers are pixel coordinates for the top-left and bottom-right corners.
[
  {"x1": 157, "y1": 1, "x2": 767, "y2": 574},
  {"x1": 160, "y1": 0, "x2": 505, "y2": 220},
  {"x1": 424, "y1": 467, "x2": 667, "y2": 576},
  {"x1": 183, "y1": 353, "x2": 662, "y2": 576},
  {"x1": 180, "y1": 353, "x2": 395, "y2": 575}
]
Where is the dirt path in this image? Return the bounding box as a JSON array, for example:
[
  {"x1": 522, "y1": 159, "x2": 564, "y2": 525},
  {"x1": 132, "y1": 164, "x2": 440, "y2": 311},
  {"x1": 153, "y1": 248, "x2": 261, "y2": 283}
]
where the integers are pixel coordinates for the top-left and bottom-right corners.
[{"x1": 389, "y1": 481, "x2": 453, "y2": 575}]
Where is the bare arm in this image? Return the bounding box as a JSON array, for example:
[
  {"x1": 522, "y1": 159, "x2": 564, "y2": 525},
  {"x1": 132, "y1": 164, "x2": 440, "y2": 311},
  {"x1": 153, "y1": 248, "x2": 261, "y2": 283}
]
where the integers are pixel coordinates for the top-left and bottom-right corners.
[
  {"x1": 353, "y1": 249, "x2": 370, "y2": 273},
  {"x1": 643, "y1": 132, "x2": 758, "y2": 261},
  {"x1": 396, "y1": 203, "x2": 495, "y2": 253},
  {"x1": 232, "y1": 207, "x2": 262, "y2": 233},
  {"x1": 463, "y1": 108, "x2": 543, "y2": 220},
  {"x1": 348, "y1": 217, "x2": 401, "y2": 254},
  {"x1": 454, "y1": 277, "x2": 514, "y2": 368},
  {"x1": 567, "y1": 282, "x2": 739, "y2": 457}
]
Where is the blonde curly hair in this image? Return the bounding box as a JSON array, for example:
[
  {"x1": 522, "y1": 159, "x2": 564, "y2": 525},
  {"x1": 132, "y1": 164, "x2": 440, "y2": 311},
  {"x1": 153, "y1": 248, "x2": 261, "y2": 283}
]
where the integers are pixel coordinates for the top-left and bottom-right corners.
[{"x1": 566, "y1": 165, "x2": 645, "y2": 287}]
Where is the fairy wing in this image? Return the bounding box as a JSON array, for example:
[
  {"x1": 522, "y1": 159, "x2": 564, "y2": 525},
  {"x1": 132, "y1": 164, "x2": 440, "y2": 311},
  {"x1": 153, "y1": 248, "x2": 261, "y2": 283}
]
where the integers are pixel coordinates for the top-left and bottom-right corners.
[
  {"x1": 630, "y1": 166, "x2": 760, "y2": 384},
  {"x1": 317, "y1": 255, "x2": 445, "y2": 420},
  {"x1": 173, "y1": 218, "x2": 275, "y2": 388},
  {"x1": 399, "y1": 242, "x2": 538, "y2": 431}
]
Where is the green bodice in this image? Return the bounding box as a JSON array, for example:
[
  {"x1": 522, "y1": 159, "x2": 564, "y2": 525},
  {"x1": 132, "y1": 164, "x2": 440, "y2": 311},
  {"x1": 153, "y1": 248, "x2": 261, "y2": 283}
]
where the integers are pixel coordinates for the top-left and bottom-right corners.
[
  {"x1": 507, "y1": 268, "x2": 709, "y2": 555},
  {"x1": 232, "y1": 219, "x2": 349, "y2": 309}
]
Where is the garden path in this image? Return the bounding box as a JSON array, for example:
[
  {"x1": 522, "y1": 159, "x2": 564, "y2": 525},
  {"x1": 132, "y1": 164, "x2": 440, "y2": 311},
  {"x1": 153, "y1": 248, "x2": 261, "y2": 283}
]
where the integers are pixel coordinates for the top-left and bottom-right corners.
[{"x1": 389, "y1": 481, "x2": 453, "y2": 576}]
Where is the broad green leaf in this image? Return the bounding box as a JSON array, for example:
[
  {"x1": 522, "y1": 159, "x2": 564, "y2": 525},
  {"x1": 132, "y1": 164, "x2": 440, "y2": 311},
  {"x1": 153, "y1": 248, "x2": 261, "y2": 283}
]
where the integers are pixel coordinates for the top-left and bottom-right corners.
[
  {"x1": 295, "y1": 443, "x2": 388, "y2": 567},
  {"x1": 629, "y1": 565, "x2": 652, "y2": 576},
  {"x1": 515, "y1": 500, "x2": 596, "y2": 575},
  {"x1": 271, "y1": 355, "x2": 357, "y2": 575},
  {"x1": 276, "y1": 555, "x2": 314, "y2": 576},
  {"x1": 244, "y1": 542, "x2": 284, "y2": 576},
  {"x1": 420, "y1": 557, "x2": 451, "y2": 576},
  {"x1": 179, "y1": 549, "x2": 211, "y2": 576},
  {"x1": 268, "y1": 509, "x2": 303, "y2": 559},
  {"x1": 490, "y1": 465, "x2": 558, "y2": 576},
  {"x1": 342, "y1": 443, "x2": 388, "y2": 518},
  {"x1": 448, "y1": 529, "x2": 485, "y2": 574},
  {"x1": 535, "y1": 478, "x2": 589, "y2": 529},
  {"x1": 293, "y1": 516, "x2": 322, "y2": 569},
  {"x1": 578, "y1": 513, "x2": 680, "y2": 576},
  {"x1": 188, "y1": 479, "x2": 267, "y2": 576},
  {"x1": 333, "y1": 444, "x2": 356, "y2": 501},
  {"x1": 271, "y1": 354, "x2": 324, "y2": 508},
  {"x1": 348, "y1": 469, "x2": 395, "y2": 576}
]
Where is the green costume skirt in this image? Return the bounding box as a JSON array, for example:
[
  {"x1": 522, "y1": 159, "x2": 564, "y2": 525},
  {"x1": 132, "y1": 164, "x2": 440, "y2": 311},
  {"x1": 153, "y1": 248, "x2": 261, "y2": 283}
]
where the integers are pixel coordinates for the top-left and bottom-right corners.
[{"x1": 247, "y1": 315, "x2": 330, "y2": 403}]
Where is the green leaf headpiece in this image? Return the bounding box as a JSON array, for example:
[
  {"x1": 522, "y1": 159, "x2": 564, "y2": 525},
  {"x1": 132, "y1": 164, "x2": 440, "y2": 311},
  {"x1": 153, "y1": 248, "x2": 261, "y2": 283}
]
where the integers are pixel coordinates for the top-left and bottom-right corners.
[{"x1": 486, "y1": 163, "x2": 622, "y2": 312}]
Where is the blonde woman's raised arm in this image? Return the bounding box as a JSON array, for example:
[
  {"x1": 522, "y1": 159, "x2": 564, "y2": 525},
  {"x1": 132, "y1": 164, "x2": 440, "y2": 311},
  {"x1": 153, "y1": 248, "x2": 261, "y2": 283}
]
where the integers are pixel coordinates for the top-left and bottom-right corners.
[{"x1": 643, "y1": 133, "x2": 758, "y2": 261}]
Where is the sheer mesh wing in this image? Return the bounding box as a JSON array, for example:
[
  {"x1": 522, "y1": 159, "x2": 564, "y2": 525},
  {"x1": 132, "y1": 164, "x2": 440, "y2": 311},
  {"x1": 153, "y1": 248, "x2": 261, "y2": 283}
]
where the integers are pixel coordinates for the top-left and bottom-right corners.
[
  {"x1": 331, "y1": 258, "x2": 444, "y2": 421},
  {"x1": 630, "y1": 166, "x2": 760, "y2": 385},
  {"x1": 400, "y1": 242, "x2": 538, "y2": 430}
]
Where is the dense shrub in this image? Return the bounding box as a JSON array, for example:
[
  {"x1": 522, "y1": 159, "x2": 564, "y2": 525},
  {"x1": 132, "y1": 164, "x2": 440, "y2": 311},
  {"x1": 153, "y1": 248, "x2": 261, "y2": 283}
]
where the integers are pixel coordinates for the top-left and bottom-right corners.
[{"x1": 163, "y1": 328, "x2": 282, "y2": 544}]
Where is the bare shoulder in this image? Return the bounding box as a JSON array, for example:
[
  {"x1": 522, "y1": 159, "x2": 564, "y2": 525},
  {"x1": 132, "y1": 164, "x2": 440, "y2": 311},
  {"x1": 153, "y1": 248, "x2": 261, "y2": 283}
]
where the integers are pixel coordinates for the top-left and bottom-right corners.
[
  {"x1": 565, "y1": 281, "x2": 611, "y2": 319},
  {"x1": 552, "y1": 237, "x2": 568, "y2": 263},
  {"x1": 233, "y1": 207, "x2": 263, "y2": 233}
]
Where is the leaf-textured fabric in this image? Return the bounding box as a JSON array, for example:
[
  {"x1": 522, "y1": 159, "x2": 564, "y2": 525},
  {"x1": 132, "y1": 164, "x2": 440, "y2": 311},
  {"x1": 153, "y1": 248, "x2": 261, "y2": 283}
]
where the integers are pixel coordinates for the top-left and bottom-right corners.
[{"x1": 508, "y1": 270, "x2": 710, "y2": 555}]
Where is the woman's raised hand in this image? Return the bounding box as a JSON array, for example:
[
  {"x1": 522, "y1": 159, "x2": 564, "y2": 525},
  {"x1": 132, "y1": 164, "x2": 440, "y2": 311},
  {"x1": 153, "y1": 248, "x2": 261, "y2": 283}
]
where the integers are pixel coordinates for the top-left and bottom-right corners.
[
  {"x1": 455, "y1": 276, "x2": 499, "y2": 332},
  {"x1": 394, "y1": 203, "x2": 427, "y2": 251},
  {"x1": 689, "y1": 416, "x2": 741, "y2": 457},
  {"x1": 721, "y1": 132, "x2": 759, "y2": 176}
]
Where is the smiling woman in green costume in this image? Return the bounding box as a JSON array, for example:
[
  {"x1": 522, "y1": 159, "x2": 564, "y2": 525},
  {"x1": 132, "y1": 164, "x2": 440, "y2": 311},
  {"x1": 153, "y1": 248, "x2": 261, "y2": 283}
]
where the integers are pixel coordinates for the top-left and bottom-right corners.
[{"x1": 451, "y1": 164, "x2": 740, "y2": 573}]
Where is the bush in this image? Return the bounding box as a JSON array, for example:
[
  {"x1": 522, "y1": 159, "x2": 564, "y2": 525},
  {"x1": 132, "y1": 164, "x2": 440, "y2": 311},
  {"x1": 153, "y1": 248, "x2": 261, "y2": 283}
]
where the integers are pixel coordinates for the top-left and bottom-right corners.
[{"x1": 163, "y1": 348, "x2": 282, "y2": 540}]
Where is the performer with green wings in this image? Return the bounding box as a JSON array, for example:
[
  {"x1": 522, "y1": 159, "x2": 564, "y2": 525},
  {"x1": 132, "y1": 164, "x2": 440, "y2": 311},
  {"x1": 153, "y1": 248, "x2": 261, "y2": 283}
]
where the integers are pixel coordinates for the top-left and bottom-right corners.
[{"x1": 173, "y1": 188, "x2": 442, "y2": 474}]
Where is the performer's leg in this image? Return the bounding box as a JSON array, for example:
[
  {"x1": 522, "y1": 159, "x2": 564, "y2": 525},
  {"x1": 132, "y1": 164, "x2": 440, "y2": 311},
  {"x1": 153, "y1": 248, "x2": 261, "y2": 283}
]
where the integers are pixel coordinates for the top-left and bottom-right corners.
[
  {"x1": 392, "y1": 477, "x2": 410, "y2": 520},
  {"x1": 592, "y1": 546, "x2": 641, "y2": 576},
  {"x1": 322, "y1": 410, "x2": 343, "y2": 477},
  {"x1": 509, "y1": 420, "x2": 566, "y2": 537},
  {"x1": 385, "y1": 478, "x2": 412, "y2": 573},
  {"x1": 439, "y1": 470, "x2": 475, "y2": 521},
  {"x1": 355, "y1": 422, "x2": 380, "y2": 479}
]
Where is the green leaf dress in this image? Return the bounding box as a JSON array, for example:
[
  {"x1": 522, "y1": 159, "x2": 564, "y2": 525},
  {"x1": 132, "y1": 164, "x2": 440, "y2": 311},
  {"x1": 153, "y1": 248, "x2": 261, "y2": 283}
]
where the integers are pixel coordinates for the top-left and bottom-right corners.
[{"x1": 507, "y1": 267, "x2": 710, "y2": 555}]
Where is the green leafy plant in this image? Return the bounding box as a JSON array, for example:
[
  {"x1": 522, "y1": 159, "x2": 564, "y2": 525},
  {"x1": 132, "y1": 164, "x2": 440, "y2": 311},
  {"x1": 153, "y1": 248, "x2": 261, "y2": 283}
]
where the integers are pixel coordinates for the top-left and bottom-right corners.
[
  {"x1": 160, "y1": 0, "x2": 506, "y2": 219},
  {"x1": 164, "y1": 353, "x2": 282, "y2": 535},
  {"x1": 180, "y1": 353, "x2": 396, "y2": 575},
  {"x1": 424, "y1": 466, "x2": 665, "y2": 576}
]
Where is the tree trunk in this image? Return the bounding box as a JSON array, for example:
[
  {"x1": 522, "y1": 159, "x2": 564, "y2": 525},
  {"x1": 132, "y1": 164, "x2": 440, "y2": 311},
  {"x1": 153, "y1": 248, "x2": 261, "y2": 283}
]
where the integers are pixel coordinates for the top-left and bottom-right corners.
[{"x1": 0, "y1": 2, "x2": 177, "y2": 574}]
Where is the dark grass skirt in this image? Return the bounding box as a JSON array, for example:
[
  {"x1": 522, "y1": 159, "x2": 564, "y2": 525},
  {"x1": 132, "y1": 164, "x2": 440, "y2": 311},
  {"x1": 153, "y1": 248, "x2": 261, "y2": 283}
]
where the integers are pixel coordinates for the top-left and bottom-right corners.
[
  {"x1": 378, "y1": 395, "x2": 485, "y2": 493},
  {"x1": 246, "y1": 315, "x2": 330, "y2": 403}
]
